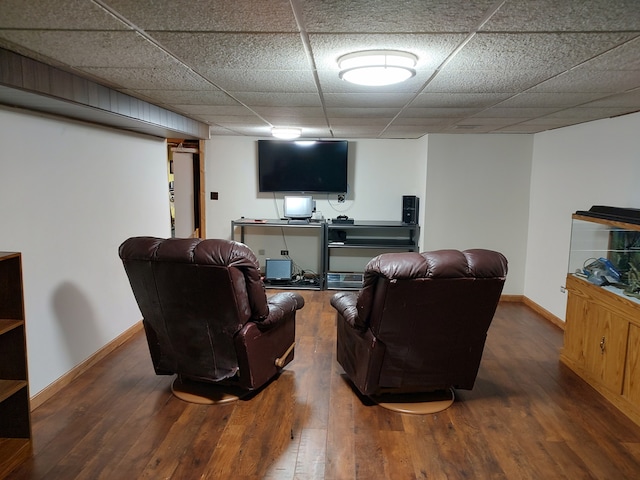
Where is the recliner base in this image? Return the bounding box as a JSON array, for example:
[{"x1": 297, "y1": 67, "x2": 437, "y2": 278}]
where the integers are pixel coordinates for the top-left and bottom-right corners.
[
  {"x1": 171, "y1": 376, "x2": 248, "y2": 405},
  {"x1": 372, "y1": 388, "x2": 455, "y2": 414}
]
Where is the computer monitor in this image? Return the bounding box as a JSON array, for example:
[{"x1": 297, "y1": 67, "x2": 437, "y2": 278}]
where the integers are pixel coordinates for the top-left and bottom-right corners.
[
  {"x1": 264, "y1": 258, "x2": 292, "y2": 282},
  {"x1": 284, "y1": 195, "x2": 313, "y2": 220}
]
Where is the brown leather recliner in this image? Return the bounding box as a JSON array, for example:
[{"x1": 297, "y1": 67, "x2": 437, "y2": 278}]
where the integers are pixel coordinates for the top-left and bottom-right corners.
[
  {"x1": 331, "y1": 249, "x2": 507, "y2": 401},
  {"x1": 118, "y1": 237, "x2": 304, "y2": 399}
]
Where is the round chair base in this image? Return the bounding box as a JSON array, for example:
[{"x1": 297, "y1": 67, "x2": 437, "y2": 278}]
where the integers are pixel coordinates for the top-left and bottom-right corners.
[
  {"x1": 373, "y1": 388, "x2": 455, "y2": 414},
  {"x1": 171, "y1": 377, "x2": 247, "y2": 405}
]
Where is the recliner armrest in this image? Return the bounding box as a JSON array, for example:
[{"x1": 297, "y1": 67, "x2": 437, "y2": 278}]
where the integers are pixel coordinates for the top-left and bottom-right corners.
[
  {"x1": 330, "y1": 292, "x2": 365, "y2": 330},
  {"x1": 258, "y1": 291, "x2": 305, "y2": 329}
]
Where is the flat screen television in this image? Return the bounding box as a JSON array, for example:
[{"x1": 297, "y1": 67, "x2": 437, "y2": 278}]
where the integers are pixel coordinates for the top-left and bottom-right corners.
[{"x1": 258, "y1": 140, "x2": 348, "y2": 193}]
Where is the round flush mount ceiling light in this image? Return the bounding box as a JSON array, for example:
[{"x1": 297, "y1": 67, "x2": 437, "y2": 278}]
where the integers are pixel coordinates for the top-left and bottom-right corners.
[
  {"x1": 271, "y1": 127, "x2": 302, "y2": 139},
  {"x1": 338, "y1": 50, "x2": 418, "y2": 86}
]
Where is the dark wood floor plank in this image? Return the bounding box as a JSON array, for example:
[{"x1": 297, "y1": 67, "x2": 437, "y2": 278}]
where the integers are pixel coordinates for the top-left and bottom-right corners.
[
  {"x1": 7, "y1": 291, "x2": 640, "y2": 479},
  {"x1": 326, "y1": 366, "x2": 356, "y2": 480},
  {"x1": 293, "y1": 428, "x2": 327, "y2": 479}
]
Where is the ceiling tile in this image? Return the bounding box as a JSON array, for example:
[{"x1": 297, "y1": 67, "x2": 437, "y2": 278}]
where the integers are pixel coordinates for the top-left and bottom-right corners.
[
  {"x1": 482, "y1": 0, "x2": 640, "y2": 31},
  {"x1": 324, "y1": 93, "x2": 414, "y2": 108},
  {"x1": 205, "y1": 70, "x2": 317, "y2": 93},
  {"x1": 579, "y1": 36, "x2": 640, "y2": 71},
  {"x1": 201, "y1": 115, "x2": 267, "y2": 125},
  {"x1": 299, "y1": 0, "x2": 499, "y2": 33},
  {"x1": 456, "y1": 117, "x2": 532, "y2": 126},
  {"x1": 579, "y1": 89, "x2": 640, "y2": 108},
  {"x1": 400, "y1": 107, "x2": 484, "y2": 118},
  {"x1": 326, "y1": 107, "x2": 402, "y2": 118},
  {"x1": 103, "y1": 0, "x2": 298, "y2": 31},
  {"x1": 253, "y1": 106, "x2": 326, "y2": 118},
  {"x1": 493, "y1": 124, "x2": 552, "y2": 133},
  {"x1": 0, "y1": 31, "x2": 176, "y2": 68},
  {"x1": 331, "y1": 126, "x2": 387, "y2": 138},
  {"x1": 0, "y1": 0, "x2": 127, "y2": 29},
  {"x1": 423, "y1": 69, "x2": 551, "y2": 93},
  {"x1": 230, "y1": 92, "x2": 322, "y2": 107},
  {"x1": 445, "y1": 32, "x2": 638, "y2": 72},
  {"x1": 494, "y1": 92, "x2": 608, "y2": 108},
  {"x1": 541, "y1": 106, "x2": 637, "y2": 120},
  {"x1": 377, "y1": 126, "x2": 430, "y2": 138},
  {"x1": 152, "y1": 32, "x2": 309, "y2": 70},
  {"x1": 329, "y1": 117, "x2": 394, "y2": 127},
  {"x1": 173, "y1": 105, "x2": 253, "y2": 116},
  {"x1": 529, "y1": 68, "x2": 640, "y2": 93},
  {"x1": 392, "y1": 117, "x2": 458, "y2": 127},
  {"x1": 412, "y1": 93, "x2": 512, "y2": 108},
  {"x1": 470, "y1": 107, "x2": 562, "y2": 118},
  {"x1": 127, "y1": 89, "x2": 234, "y2": 106},
  {"x1": 78, "y1": 66, "x2": 214, "y2": 90}
]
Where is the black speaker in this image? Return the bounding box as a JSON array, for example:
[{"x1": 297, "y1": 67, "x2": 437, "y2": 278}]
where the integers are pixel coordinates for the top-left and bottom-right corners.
[{"x1": 402, "y1": 195, "x2": 419, "y2": 224}]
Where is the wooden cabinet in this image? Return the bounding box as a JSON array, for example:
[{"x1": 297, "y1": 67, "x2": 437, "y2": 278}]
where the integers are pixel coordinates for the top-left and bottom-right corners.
[
  {"x1": 0, "y1": 252, "x2": 32, "y2": 478},
  {"x1": 561, "y1": 211, "x2": 640, "y2": 426},
  {"x1": 563, "y1": 275, "x2": 630, "y2": 390},
  {"x1": 625, "y1": 324, "x2": 640, "y2": 406}
]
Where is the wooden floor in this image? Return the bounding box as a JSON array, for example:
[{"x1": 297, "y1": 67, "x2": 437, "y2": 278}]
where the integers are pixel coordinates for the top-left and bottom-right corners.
[{"x1": 10, "y1": 291, "x2": 640, "y2": 479}]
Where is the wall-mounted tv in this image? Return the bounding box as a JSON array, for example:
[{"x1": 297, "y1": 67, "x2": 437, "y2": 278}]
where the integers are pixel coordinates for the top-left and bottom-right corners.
[{"x1": 258, "y1": 140, "x2": 348, "y2": 193}]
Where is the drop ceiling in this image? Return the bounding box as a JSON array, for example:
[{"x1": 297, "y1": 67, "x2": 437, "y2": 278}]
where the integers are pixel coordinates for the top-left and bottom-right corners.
[{"x1": 0, "y1": 0, "x2": 639, "y2": 139}]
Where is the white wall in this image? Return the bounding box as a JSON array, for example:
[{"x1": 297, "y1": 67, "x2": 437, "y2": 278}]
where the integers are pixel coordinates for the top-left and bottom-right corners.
[
  {"x1": 423, "y1": 134, "x2": 533, "y2": 295},
  {"x1": 205, "y1": 136, "x2": 428, "y2": 235},
  {"x1": 0, "y1": 107, "x2": 171, "y2": 395},
  {"x1": 205, "y1": 136, "x2": 428, "y2": 270},
  {"x1": 204, "y1": 135, "x2": 531, "y2": 295},
  {"x1": 525, "y1": 112, "x2": 640, "y2": 320}
]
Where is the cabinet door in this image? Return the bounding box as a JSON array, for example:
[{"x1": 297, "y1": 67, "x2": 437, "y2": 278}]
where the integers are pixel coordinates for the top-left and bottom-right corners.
[
  {"x1": 583, "y1": 307, "x2": 628, "y2": 394},
  {"x1": 624, "y1": 324, "x2": 640, "y2": 404},
  {"x1": 563, "y1": 289, "x2": 589, "y2": 367},
  {"x1": 564, "y1": 276, "x2": 629, "y2": 395}
]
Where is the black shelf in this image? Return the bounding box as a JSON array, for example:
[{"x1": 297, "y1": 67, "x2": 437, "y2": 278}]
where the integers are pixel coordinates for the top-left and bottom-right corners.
[
  {"x1": 231, "y1": 219, "x2": 420, "y2": 291},
  {"x1": 325, "y1": 222, "x2": 420, "y2": 289},
  {"x1": 328, "y1": 239, "x2": 417, "y2": 248}
]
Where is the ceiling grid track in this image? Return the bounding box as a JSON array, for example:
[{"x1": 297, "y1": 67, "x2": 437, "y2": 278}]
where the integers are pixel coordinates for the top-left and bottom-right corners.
[
  {"x1": 289, "y1": 0, "x2": 335, "y2": 138},
  {"x1": 91, "y1": 0, "x2": 275, "y2": 132},
  {"x1": 379, "y1": 0, "x2": 508, "y2": 137}
]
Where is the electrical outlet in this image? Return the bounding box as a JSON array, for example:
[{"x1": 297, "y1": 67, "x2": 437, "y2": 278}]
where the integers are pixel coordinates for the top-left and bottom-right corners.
[
  {"x1": 560, "y1": 285, "x2": 566, "y2": 293},
  {"x1": 281, "y1": 250, "x2": 289, "y2": 256},
  {"x1": 258, "y1": 249, "x2": 265, "y2": 255}
]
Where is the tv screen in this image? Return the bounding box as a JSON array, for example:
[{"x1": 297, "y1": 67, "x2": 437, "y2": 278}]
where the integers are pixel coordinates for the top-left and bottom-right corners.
[{"x1": 258, "y1": 140, "x2": 348, "y2": 193}]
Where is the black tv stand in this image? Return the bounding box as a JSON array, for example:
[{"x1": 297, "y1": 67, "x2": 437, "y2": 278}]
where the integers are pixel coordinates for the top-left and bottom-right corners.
[{"x1": 230, "y1": 219, "x2": 420, "y2": 291}]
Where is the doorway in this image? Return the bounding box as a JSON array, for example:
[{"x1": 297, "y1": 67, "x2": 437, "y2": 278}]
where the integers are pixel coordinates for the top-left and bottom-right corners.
[{"x1": 167, "y1": 139, "x2": 206, "y2": 238}]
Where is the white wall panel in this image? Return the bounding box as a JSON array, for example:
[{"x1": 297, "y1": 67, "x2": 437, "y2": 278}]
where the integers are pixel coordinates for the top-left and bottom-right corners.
[
  {"x1": 424, "y1": 134, "x2": 533, "y2": 295},
  {"x1": 0, "y1": 107, "x2": 170, "y2": 395},
  {"x1": 526, "y1": 112, "x2": 640, "y2": 321}
]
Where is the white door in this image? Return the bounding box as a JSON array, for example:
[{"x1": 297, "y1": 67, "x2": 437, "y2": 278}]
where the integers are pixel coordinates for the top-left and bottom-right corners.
[{"x1": 172, "y1": 152, "x2": 195, "y2": 238}]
